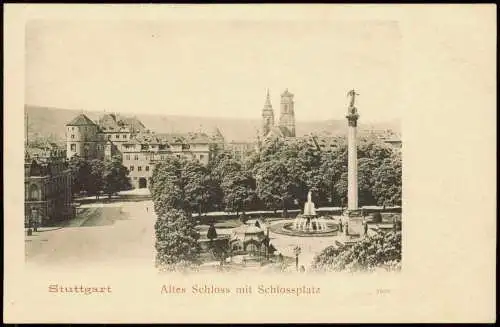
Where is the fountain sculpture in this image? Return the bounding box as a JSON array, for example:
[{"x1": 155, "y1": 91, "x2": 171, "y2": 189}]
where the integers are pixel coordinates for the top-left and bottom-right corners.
[
  {"x1": 292, "y1": 191, "x2": 328, "y2": 232},
  {"x1": 268, "y1": 190, "x2": 339, "y2": 237}
]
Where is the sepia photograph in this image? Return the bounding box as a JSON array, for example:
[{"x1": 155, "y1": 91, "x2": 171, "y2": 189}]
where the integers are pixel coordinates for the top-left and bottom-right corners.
[
  {"x1": 4, "y1": 4, "x2": 495, "y2": 324},
  {"x1": 24, "y1": 19, "x2": 402, "y2": 274}
]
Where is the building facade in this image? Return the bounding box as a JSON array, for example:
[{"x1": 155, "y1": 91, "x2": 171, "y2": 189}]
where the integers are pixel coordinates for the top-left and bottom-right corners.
[
  {"x1": 25, "y1": 144, "x2": 73, "y2": 227},
  {"x1": 225, "y1": 141, "x2": 256, "y2": 162},
  {"x1": 121, "y1": 132, "x2": 215, "y2": 188},
  {"x1": 66, "y1": 113, "x2": 224, "y2": 189}
]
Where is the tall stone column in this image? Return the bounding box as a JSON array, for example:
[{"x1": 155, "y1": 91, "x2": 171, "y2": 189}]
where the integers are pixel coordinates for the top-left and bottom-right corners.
[
  {"x1": 344, "y1": 90, "x2": 363, "y2": 236},
  {"x1": 347, "y1": 108, "x2": 359, "y2": 210}
]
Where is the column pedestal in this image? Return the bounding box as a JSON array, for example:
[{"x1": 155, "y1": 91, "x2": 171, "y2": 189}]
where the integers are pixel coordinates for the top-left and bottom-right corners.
[{"x1": 344, "y1": 209, "x2": 364, "y2": 236}]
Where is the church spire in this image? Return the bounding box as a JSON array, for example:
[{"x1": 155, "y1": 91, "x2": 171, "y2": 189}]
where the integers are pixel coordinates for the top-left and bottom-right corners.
[
  {"x1": 263, "y1": 88, "x2": 273, "y2": 110},
  {"x1": 261, "y1": 89, "x2": 275, "y2": 137}
]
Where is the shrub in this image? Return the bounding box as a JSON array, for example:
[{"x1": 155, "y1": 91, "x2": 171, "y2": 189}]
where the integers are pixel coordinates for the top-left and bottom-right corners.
[{"x1": 312, "y1": 230, "x2": 402, "y2": 273}]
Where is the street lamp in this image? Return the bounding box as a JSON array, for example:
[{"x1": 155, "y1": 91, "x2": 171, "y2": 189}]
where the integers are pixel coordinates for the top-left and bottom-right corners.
[
  {"x1": 293, "y1": 245, "x2": 301, "y2": 271},
  {"x1": 266, "y1": 224, "x2": 270, "y2": 260}
]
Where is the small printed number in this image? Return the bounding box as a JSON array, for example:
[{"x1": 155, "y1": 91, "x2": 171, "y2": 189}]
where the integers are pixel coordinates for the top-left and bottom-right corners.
[{"x1": 376, "y1": 289, "x2": 390, "y2": 295}]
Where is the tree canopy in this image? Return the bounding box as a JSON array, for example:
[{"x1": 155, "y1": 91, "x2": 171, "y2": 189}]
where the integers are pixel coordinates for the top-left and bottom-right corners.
[
  {"x1": 68, "y1": 155, "x2": 130, "y2": 199},
  {"x1": 155, "y1": 209, "x2": 201, "y2": 271}
]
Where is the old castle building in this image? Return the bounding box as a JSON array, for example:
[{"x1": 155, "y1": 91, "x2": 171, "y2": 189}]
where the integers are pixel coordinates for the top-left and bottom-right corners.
[
  {"x1": 65, "y1": 113, "x2": 224, "y2": 189},
  {"x1": 25, "y1": 144, "x2": 73, "y2": 227}
]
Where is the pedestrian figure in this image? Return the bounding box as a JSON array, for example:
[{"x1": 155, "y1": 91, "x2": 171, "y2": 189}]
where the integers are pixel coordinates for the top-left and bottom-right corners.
[
  {"x1": 146, "y1": 207, "x2": 149, "y2": 213},
  {"x1": 345, "y1": 221, "x2": 349, "y2": 236},
  {"x1": 300, "y1": 265, "x2": 306, "y2": 273},
  {"x1": 364, "y1": 220, "x2": 368, "y2": 235}
]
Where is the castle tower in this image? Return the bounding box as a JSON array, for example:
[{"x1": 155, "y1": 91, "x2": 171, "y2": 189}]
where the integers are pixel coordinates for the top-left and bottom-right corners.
[
  {"x1": 261, "y1": 89, "x2": 275, "y2": 137},
  {"x1": 65, "y1": 114, "x2": 99, "y2": 160},
  {"x1": 278, "y1": 88, "x2": 296, "y2": 137}
]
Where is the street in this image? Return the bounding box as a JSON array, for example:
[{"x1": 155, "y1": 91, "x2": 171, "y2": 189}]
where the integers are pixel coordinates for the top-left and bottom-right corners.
[{"x1": 25, "y1": 190, "x2": 156, "y2": 270}]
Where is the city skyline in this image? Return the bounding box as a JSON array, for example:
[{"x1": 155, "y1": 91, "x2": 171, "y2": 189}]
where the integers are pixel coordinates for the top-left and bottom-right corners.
[{"x1": 26, "y1": 20, "x2": 402, "y2": 123}]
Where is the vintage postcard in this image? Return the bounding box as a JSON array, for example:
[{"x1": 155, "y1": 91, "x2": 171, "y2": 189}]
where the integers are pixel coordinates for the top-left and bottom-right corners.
[{"x1": 3, "y1": 4, "x2": 496, "y2": 323}]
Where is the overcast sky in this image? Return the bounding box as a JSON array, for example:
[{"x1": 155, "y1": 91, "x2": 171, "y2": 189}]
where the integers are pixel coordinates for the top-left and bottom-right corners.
[{"x1": 26, "y1": 20, "x2": 401, "y2": 122}]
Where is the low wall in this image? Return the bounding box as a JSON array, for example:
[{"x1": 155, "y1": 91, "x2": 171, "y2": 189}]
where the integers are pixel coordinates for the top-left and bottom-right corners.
[{"x1": 196, "y1": 207, "x2": 402, "y2": 224}]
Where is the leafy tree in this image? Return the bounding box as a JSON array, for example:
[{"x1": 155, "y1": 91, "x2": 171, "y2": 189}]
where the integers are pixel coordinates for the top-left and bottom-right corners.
[
  {"x1": 200, "y1": 174, "x2": 224, "y2": 213},
  {"x1": 320, "y1": 146, "x2": 347, "y2": 207},
  {"x1": 102, "y1": 155, "x2": 131, "y2": 198},
  {"x1": 254, "y1": 159, "x2": 296, "y2": 216},
  {"x1": 88, "y1": 159, "x2": 106, "y2": 199},
  {"x1": 150, "y1": 156, "x2": 216, "y2": 218},
  {"x1": 68, "y1": 154, "x2": 91, "y2": 195},
  {"x1": 372, "y1": 154, "x2": 402, "y2": 207},
  {"x1": 221, "y1": 169, "x2": 257, "y2": 216},
  {"x1": 357, "y1": 157, "x2": 377, "y2": 206},
  {"x1": 312, "y1": 230, "x2": 402, "y2": 273},
  {"x1": 155, "y1": 209, "x2": 201, "y2": 271},
  {"x1": 209, "y1": 152, "x2": 242, "y2": 182},
  {"x1": 317, "y1": 137, "x2": 400, "y2": 208},
  {"x1": 149, "y1": 157, "x2": 185, "y2": 218},
  {"x1": 181, "y1": 160, "x2": 212, "y2": 216}
]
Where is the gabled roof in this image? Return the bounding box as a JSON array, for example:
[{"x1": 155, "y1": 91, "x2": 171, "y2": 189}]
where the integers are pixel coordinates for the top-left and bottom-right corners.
[
  {"x1": 99, "y1": 114, "x2": 121, "y2": 131},
  {"x1": 118, "y1": 117, "x2": 146, "y2": 132},
  {"x1": 185, "y1": 132, "x2": 211, "y2": 144},
  {"x1": 211, "y1": 127, "x2": 225, "y2": 140},
  {"x1": 66, "y1": 114, "x2": 97, "y2": 126},
  {"x1": 156, "y1": 133, "x2": 185, "y2": 144}
]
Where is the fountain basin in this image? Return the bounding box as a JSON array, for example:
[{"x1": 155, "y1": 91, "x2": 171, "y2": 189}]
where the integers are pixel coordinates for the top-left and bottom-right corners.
[{"x1": 269, "y1": 219, "x2": 339, "y2": 237}]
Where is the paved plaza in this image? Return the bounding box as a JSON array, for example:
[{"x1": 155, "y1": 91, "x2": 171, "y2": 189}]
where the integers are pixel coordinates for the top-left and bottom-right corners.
[{"x1": 25, "y1": 189, "x2": 353, "y2": 271}]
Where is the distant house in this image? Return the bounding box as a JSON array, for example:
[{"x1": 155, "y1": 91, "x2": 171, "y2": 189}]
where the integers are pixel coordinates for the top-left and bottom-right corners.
[{"x1": 383, "y1": 135, "x2": 402, "y2": 150}]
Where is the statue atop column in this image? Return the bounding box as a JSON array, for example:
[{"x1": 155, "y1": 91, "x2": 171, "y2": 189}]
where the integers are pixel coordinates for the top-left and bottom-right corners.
[
  {"x1": 346, "y1": 89, "x2": 359, "y2": 126},
  {"x1": 347, "y1": 89, "x2": 359, "y2": 108}
]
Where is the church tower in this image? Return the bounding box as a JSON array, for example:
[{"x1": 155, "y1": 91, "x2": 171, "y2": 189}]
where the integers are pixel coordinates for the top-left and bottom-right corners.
[
  {"x1": 278, "y1": 88, "x2": 296, "y2": 137},
  {"x1": 261, "y1": 89, "x2": 275, "y2": 137}
]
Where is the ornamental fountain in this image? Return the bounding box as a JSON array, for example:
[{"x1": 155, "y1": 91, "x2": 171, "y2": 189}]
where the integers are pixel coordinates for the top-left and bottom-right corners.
[
  {"x1": 292, "y1": 191, "x2": 328, "y2": 232},
  {"x1": 269, "y1": 190, "x2": 339, "y2": 237}
]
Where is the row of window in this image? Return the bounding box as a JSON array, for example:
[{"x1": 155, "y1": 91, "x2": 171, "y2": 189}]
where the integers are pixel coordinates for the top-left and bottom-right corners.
[
  {"x1": 108, "y1": 134, "x2": 127, "y2": 140},
  {"x1": 125, "y1": 155, "x2": 141, "y2": 160},
  {"x1": 124, "y1": 144, "x2": 171, "y2": 150},
  {"x1": 129, "y1": 166, "x2": 150, "y2": 172},
  {"x1": 69, "y1": 144, "x2": 105, "y2": 152},
  {"x1": 69, "y1": 134, "x2": 128, "y2": 140},
  {"x1": 124, "y1": 154, "x2": 205, "y2": 161}
]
